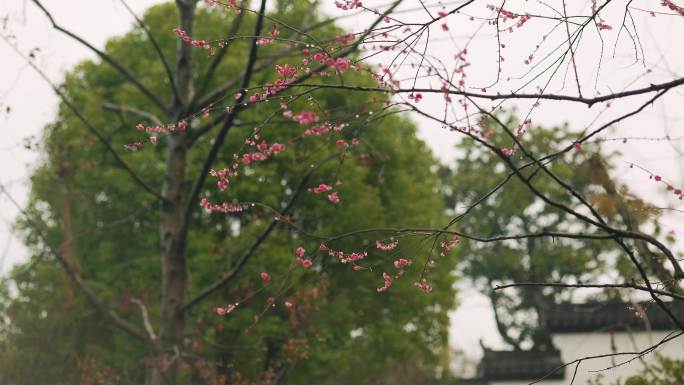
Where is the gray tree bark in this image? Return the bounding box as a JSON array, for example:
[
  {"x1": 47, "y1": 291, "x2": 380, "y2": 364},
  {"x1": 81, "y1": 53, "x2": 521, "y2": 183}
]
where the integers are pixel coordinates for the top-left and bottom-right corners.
[{"x1": 150, "y1": 1, "x2": 197, "y2": 384}]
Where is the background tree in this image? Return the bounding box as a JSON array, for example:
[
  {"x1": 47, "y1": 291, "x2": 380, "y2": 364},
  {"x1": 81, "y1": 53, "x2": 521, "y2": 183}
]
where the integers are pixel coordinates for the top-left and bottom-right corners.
[
  {"x1": 442, "y1": 114, "x2": 683, "y2": 352},
  {"x1": 441, "y1": 115, "x2": 614, "y2": 351}
]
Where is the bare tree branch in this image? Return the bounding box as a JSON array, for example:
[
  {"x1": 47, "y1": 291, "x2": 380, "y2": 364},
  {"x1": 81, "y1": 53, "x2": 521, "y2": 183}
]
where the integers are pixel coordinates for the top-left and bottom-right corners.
[
  {"x1": 530, "y1": 331, "x2": 684, "y2": 385},
  {"x1": 103, "y1": 103, "x2": 164, "y2": 126},
  {"x1": 131, "y1": 298, "x2": 158, "y2": 341},
  {"x1": 117, "y1": 0, "x2": 179, "y2": 103},
  {"x1": 0, "y1": 183, "x2": 151, "y2": 344},
  {"x1": 2, "y1": 37, "x2": 166, "y2": 203},
  {"x1": 282, "y1": 76, "x2": 684, "y2": 107},
  {"x1": 494, "y1": 282, "x2": 684, "y2": 301},
  {"x1": 31, "y1": 0, "x2": 170, "y2": 113},
  {"x1": 192, "y1": 1, "x2": 246, "y2": 107}
]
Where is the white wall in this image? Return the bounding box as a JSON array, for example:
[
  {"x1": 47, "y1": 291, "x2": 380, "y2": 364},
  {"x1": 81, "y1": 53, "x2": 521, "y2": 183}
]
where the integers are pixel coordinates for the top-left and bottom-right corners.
[
  {"x1": 550, "y1": 330, "x2": 684, "y2": 384},
  {"x1": 486, "y1": 331, "x2": 683, "y2": 385}
]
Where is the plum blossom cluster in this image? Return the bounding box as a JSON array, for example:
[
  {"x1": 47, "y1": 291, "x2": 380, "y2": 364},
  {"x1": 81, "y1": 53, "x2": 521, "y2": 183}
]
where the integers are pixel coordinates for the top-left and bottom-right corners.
[
  {"x1": 596, "y1": 22, "x2": 613, "y2": 31},
  {"x1": 377, "y1": 258, "x2": 412, "y2": 292},
  {"x1": 201, "y1": 138, "x2": 286, "y2": 197},
  {"x1": 123, "y1": 120, "x2": 189, "y2": 150},
  {"x1": 335, "y1": 33, "x2": 355, "y2": 46},
  {"x1": 309, "y1": 52, "x2": 351, "y2": 73},
  {"x1": 241, "y1": 141, "x2": 287, "y2": 166},
  {"x1": 136, "y1": 120, "x2": 188, "y2": 135},
  {"x1": 256, "y1": 25, "x2": 281, "y2": 46},
  {"x1": 199, "y1": 140, "x2": 287, "y2": 207},
  {"x1": 334, "y1": 249, "x2": 367, "y2": 265},
  {"x1": 661, "y1": 0, "x2": 684, "y2": 14},
  {"x1": 204, "y1": 0, "x2": 237, "y2": 9},
  {"x1": 375, "y1": 237, "x2": 398, "y2": 251},
  {"x1": 372, "y1": 66, "x2": 400, "y2": 89},
  {"x1": 254, "y1": 79, "x2": 291, "y2": 102},
  {"x1": 213, "y1": 303, "x2": 238, "y2": 315},
  {"x1": 487, "y1": 4, "x2": 518, "y2": 21},
  {"x1": 646, "y1": 174, "x2": 681, "y2": 198},
  {"x1": 377, "y1": 272, "x2": 394, "y2": 292},
  {"x1": 436, "y1": 9, "x2": 451, "y2": 30},
  {"x1": 303, "y1": 122, "x2": 346, "y2": 137},
  {"x1": 303, "y1": 124, "x2": 329, "y2": 136},
  {"x1": 289, "y1": 111, "x2": 320, "y2": 125},
  {"x1": 440, "y1": 235, "x2": 460, "y2": 255},
  {"x1": 199, "y1": 198, "x2": 246, "y2": 213},
  {"x1": 408, "y1": 92, "x2": 423, "y2": 103},
  {"x1": 260, "y1": 271, "x2": 271, "y2": 283},
  {"x1": 500, "y1": 145, "x2": 518, "y2": 157},
  {"x1": 334, "y1": 1, "x2": 363, "y2": 11},
  {"x1": 172, "y1": 27, "x2": 209, "y2": 48},
  {"x1": 516, "y1": 118, "x2": 533, "y2": 137},
  {"x1": 486, "y1": 4, "x2": 531, "y2": 30},
  {"x1": 209, "y1": 167, "x2": 235, "y2": 191},
  {"x1": 414, "y1": 279, "x2": 433, "y2": 293},
  {"x1": 308, "y1": 183, "x2": 333, "y2": 194},
  {"x1": 327, "y1": 192, "x2": 340, "y2": 204},
  {"x1": 307, "y1": 182, "x2": 342, "y2": 204},
  {"x1": 245, "y1": 63, "x2": 297, "y2": 103},
  {"x1": 295, "y1": 247, "x2": 313, "y2": 269},
  {"x1": 452, "y1": 48, "x2": 470, "y2": 90},
  {"x1": 627, "y1": 163, "x2": 684, "y2": 200},
  {"x1": 317, "y1": 244, "x2": 366, "y2": 270},
  {"x1": 336, "y1": 138, "x2": 358, "y2": 148},
  {"x1": 275, "y1": 63, "x2": 297, "y2": 78},
  {"x1": 123, "y1": 142, "x2": 144, "y2": 152},
  {"x1": 393, "y1": 258, "x2": 411, "y2": 269}
]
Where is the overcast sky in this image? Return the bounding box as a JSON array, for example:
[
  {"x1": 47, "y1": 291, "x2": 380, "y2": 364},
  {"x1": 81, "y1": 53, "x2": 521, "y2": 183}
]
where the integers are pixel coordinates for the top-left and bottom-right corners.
[{"x1": 1, "y1": 0, "x2": 683, "y2": 364}]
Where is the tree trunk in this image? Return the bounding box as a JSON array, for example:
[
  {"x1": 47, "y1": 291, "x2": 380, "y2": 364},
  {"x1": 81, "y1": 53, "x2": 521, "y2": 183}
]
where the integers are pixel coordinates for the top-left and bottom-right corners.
[
  {"x1": 148, "y1": 1, "x2": 197, "y2": 384},
  {"x1": 153, "y1": 133, "x2": 189, "y2": 385}
]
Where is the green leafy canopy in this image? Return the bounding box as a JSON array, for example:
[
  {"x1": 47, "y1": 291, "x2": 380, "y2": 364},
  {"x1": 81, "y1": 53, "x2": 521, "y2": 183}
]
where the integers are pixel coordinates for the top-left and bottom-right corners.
[{"x1": 0, "y1": 2, "x2": 457, "y2": 385}]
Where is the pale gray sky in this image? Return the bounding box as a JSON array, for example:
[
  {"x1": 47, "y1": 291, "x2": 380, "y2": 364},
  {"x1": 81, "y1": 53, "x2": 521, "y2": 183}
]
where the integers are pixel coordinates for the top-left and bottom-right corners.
[{"x1": 1, "y1": 0, "x2": 683, "y2": 363}]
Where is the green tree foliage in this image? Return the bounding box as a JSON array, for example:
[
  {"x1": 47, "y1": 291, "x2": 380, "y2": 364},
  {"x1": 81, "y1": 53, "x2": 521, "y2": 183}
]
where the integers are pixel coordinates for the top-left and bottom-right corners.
[
  {"x1": 0, "y1": 3, "x2": 457, "y2": 384},
  {"x1": 438, "y1": 111, "x2": 681, "y2": 354},
  {"x1": 440, "y1": 114, "x2": 621, "y2": 350}
]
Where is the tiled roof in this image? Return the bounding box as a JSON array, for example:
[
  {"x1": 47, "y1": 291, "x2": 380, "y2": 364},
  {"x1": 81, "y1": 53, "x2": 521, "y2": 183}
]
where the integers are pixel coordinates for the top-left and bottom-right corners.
[
  {"x1": 546, "y1": 300, "x2": 684, "y2": 333},
  {"x1": 477, "y1": 349, "x2": 564, "y2": 381}
]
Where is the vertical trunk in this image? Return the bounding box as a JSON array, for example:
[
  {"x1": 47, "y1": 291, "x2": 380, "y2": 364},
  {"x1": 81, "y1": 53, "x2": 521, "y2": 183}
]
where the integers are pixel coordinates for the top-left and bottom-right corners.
[
  {"x1": 148, "y1": 2, "x2": 197, "y2": 384},
  {"x1": 154, "y1": 134, "x2": 188, "y2": 385}
]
